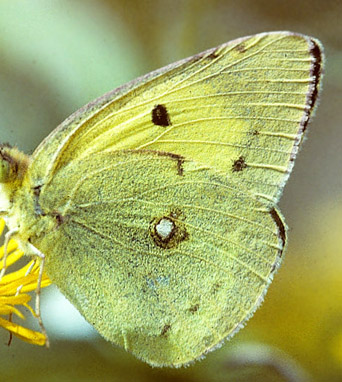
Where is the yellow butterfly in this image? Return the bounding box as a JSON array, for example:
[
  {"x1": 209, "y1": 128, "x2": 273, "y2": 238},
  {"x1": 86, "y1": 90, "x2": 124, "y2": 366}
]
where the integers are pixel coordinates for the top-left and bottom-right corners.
[{"x1": 0, "y1": 31, "x2": 323, "y2": 366}]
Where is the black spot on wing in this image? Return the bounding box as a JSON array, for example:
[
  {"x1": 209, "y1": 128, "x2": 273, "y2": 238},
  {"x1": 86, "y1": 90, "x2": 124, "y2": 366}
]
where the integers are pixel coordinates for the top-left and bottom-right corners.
[
  {"x1": 189, "y1": 304, "x2": 199, "y2": 313},
  {"x1": 232, "y1": 156, "x2": 247, "y2": 172},
  {"x1": 161, "y1": 324, "x2": 171, "y2": 336},
  {"x1": 152, "y1": 104, "x2": 171, "y2": 127}
]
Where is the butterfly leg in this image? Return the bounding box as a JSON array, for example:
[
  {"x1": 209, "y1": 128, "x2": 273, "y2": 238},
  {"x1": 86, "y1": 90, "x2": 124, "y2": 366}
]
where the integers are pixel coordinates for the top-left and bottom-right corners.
[
  {"x1": 16, "y1": 259, "x2": 36, "y2": 296},
  {"x1": 0, "y1": 228, "x2": 19, "y2": 282},
  {"x1": 28, "y1": 243, "x2": 50, "y2": 348}
]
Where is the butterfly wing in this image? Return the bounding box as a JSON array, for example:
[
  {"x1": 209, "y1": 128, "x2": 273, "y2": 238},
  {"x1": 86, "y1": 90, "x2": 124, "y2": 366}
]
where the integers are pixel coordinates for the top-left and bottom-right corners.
[
  {"x1": 31, "y1": 31, "x2": 323, "y2": 203},
  {"x1": 18, "y1": 31, "x2": 323, "y2": 366},
  {"x1": 34, "y1": 150, "x2": 284, "y2": 366}
]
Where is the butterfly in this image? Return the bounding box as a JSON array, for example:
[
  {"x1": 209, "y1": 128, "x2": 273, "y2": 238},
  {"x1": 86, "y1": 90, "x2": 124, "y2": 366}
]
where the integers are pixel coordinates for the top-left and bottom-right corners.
[{"x1": 0, "y1": 31, "x2": 323, "y2": 366}]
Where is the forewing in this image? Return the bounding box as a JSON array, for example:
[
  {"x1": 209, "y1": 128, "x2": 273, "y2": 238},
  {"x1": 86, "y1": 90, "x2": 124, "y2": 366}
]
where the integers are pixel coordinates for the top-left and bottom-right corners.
[
  {"x1": 31, "y1": 31, "x2": 323, "y2": 203},
  {"x1": 36, "y1": 150, "x2": 284, "y2": 366}
]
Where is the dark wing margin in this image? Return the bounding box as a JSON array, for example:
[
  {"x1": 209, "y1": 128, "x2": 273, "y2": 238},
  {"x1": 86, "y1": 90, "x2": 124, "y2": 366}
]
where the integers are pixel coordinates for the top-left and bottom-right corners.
[
  {"x1": 304, "y1": 37, "x2": 324, "y2": 133},
  {"x1": 270, "y1": 207, "x2": 286, "y2": 273}
]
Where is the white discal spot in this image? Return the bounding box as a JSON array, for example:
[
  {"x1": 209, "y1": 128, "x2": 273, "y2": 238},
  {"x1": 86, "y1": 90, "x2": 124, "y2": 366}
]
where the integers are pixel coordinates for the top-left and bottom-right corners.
[{"x1": 156, "y1": 218, "x2": 174, "y2": 239}]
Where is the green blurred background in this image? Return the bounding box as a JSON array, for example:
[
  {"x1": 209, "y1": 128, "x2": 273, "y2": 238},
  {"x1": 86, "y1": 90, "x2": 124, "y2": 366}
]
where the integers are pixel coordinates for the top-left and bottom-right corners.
[{"x1": 0, "y1": 1, "x2": 341, "y2": 381}]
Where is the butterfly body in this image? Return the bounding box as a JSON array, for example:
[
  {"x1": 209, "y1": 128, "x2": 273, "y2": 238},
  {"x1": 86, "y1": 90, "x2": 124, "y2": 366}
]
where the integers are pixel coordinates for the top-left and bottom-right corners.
[{"x1": 0, "y1": 31, "x2": 323, "y2": 366}]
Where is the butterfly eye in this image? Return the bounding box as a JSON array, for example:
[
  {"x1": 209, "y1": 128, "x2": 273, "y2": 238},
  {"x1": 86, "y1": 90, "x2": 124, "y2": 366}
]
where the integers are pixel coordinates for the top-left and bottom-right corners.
[
  {"x1": 0, "y1": 157, "x2": 11, "y2": 183},
  {"x1": 0, "y1": 147, "x2": 18, "y2": 183}
]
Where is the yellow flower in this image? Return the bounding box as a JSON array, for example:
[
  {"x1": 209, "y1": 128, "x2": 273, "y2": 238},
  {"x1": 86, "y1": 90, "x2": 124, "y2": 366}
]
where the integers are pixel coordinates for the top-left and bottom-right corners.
[{"x1": 0, "y1": 218, "x2": 51, "y2": 345}]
